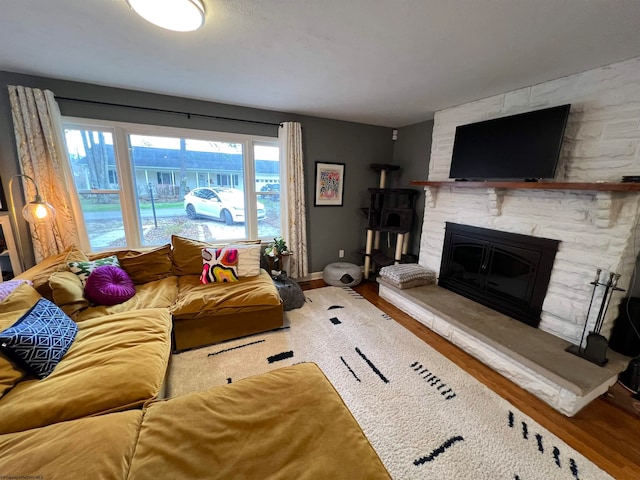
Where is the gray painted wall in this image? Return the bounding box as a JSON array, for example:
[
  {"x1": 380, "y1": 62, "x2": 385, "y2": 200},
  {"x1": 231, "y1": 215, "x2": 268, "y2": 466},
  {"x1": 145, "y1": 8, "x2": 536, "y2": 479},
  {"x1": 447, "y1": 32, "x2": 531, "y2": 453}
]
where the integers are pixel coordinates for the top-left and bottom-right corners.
[
  {"x1": 0, "y1": 70, "x2": 395, "y2": 273},
  {"x1": 392, "y1": 120, "x2": 434, "y2": 256}
]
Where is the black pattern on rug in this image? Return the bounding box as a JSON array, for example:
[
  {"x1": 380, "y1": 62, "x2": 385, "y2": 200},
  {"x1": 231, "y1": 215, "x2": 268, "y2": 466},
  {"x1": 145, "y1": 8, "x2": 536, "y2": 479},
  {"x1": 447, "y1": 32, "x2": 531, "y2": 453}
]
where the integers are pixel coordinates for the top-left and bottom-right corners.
[
  {"x1": 340, "y1": 356, "x2": 361, "y2": 382},
  {"x1": 413, "y1": 436, "x2": 464, "y2": 466},
  {"x1": 267, "y1": 351, "x2": 294, "y2": 363},
  {"x1": 411, "y1": 361, "x2": 457, "y2": 400},
  {"x1": 330, "y1": 316, "x2": 342, "y2": 325},
  {"x1": 342, "y1": 287, "x2": 364, "y2": 299},
  {"x1": 355, "y1": 347, "x2": 389, "y2": 383},
  {"x1": 328, "y1": 305, "x2": 344, "y2": 310},
  {"x1": 508, "y1": 410, "x2": 581, "y2": 480},
  {"x1": 207, "y1": 339, "x2": 266, "y2": 357}
]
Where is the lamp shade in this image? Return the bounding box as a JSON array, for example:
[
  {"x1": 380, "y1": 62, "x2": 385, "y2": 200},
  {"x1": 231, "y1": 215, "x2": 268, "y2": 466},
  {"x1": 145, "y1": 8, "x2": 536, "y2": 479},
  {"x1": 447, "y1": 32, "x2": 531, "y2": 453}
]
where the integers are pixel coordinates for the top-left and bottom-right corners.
[
  {"x1": 22, "y1": 195, "x2": 56, "y2": 224},
  {"x1": 126, "y1": 0, "x2": 206, "y2": 32}
]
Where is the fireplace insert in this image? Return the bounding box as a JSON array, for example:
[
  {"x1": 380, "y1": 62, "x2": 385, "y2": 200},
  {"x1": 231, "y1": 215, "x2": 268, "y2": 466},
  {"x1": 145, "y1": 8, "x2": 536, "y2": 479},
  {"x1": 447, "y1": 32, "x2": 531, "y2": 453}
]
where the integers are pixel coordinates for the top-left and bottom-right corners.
[{"x1": 439, "y1": 223, "x2": 560, "y2": 327}]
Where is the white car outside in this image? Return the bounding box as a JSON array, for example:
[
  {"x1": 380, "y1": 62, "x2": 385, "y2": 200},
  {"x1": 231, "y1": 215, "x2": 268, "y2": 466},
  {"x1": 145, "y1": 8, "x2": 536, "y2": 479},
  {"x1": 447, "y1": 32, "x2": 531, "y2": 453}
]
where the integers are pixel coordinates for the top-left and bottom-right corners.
[{"x1": 184, "y1": 187, "x2": 266, "y2": 225}]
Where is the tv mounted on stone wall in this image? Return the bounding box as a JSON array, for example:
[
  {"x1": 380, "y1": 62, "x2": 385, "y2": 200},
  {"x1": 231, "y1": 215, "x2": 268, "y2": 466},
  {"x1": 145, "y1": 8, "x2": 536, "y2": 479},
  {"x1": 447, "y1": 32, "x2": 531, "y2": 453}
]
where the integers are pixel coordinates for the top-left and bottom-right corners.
[{"x1": 449, "y1": 104, "x2": 571, "y2": 181}]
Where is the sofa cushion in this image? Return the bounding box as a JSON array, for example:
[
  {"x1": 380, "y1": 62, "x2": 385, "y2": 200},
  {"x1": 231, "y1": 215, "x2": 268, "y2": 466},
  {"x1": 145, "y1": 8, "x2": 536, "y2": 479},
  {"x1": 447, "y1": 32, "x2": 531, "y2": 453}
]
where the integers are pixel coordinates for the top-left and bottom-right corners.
[
  {"x1": 0, "y1": 307, "x2": 172, "y2": 434},
  {"x1": 89, "y1": 244, "x2": 173, "y2": 285},
  {"x1": 171, "y1": 270, "x2": 281, "y2": 319},
  {"x1": 76, "y1": 276, "x2": 178, "y2": 322},
  {"x1": 0, "y1": 284, "x2": 42, "y2": 398},
  {"x1": 0, "y1": 409, "x2": 142, "y2": 480},
  {"x1": 128, "y1": 363, "x2": 391, "y2": 480},
  {"x1": 171, "y1": 235, "x2": 220, "y2": 276},
  {"x1": 49, "y1": 271, "x2": 90, "y2": 319},
  {"x1": 68, "y1": 255, "x2": 120, "y2": 286},
  {"x1": 0, "y1": 298, "x2": 77, "y2": 379},
  {"x1": 84, "y1": 265, "x2": 136, "y2": 306},
  {"x1": 14, "y1": 245, "x2": 86, "y2": 300},
  {"x1": 201, "y1": 247, "x2": 239, "y2": 283}
]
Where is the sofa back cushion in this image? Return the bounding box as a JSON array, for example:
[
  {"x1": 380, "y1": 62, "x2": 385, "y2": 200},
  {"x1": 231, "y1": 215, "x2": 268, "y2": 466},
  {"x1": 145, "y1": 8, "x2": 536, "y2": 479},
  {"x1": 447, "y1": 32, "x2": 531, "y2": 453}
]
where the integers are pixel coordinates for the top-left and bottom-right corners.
[
  {"x1": 171, "y1": 236, "x2": 219, "y2": 276},
  {"x1": 14, "y1": 245, "x2": 87, "y2": 300},
  {"x1": 88, "y1": 244, "x2": 172, "y2": 284}
]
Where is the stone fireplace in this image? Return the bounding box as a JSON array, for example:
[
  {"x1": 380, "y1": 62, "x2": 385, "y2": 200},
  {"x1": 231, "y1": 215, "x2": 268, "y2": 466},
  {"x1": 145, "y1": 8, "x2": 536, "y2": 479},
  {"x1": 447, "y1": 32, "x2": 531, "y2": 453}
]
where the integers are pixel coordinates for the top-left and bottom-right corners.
[
  {"x1": 379, "y1": 57, "x2": 640, "y2": 415},
  {"x1": 419, "y1": 57, "x2": 640, "y2": 345}
]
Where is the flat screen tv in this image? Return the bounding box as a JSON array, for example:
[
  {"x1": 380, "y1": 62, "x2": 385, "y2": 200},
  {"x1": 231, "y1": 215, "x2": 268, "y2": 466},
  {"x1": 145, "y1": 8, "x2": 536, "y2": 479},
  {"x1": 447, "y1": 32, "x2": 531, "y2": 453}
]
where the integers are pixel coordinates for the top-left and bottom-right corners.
[{"x1": 449, "y1": 104, "x2": 570, "y2": 181}]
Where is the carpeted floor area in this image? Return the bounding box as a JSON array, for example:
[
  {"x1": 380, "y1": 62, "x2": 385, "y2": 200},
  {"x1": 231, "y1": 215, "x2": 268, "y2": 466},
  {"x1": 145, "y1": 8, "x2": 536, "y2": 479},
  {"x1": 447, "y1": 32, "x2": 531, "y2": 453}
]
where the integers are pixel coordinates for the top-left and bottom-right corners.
[{"x1": 168, "y1": 286, "x2": 612, "y2": 480}]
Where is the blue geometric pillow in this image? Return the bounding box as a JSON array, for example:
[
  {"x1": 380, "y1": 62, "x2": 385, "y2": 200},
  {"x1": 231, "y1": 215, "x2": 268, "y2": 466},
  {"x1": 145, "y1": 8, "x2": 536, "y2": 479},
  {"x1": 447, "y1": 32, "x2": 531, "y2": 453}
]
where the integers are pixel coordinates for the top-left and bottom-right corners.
[{"x1": 0, "y1": 298, "x2": 78, "y2": 379}]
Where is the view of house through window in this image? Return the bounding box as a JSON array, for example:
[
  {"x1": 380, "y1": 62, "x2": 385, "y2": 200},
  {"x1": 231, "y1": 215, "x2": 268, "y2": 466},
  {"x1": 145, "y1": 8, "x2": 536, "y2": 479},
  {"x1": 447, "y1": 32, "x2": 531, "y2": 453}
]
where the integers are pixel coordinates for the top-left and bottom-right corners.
[{"x1": 63, "y1": 120, "x2": 282, "y2": 251}]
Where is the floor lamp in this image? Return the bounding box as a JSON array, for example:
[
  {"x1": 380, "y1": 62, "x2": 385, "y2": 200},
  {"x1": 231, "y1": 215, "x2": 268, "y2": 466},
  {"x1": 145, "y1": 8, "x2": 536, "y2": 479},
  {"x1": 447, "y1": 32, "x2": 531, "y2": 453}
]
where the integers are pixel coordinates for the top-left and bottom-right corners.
[{"x1": 8, "y1": 174, "x2": 56, "y2": 272}]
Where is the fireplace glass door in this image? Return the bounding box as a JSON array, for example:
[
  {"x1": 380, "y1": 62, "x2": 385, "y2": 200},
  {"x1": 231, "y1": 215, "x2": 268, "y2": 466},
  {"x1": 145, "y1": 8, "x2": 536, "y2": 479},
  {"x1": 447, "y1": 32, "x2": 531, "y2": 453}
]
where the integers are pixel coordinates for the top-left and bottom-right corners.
[{"x1": 439, "y1": 223, "x2": 559, "y2": 327}]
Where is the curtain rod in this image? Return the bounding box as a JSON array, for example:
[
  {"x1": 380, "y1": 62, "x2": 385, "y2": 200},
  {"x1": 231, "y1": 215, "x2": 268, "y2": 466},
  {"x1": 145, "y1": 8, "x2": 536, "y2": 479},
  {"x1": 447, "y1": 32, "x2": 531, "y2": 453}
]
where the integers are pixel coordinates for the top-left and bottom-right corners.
[{"x1": 54, "y1": 96, "x2": 283, "y2": 127}]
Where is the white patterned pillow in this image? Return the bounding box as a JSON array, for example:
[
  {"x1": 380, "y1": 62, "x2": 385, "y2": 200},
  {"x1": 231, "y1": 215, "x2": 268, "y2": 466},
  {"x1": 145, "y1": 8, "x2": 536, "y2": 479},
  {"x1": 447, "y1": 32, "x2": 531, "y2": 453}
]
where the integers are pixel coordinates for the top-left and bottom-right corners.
[
  {"x1": 228, "y1": 243, "x2": 262, "y2": 277},
  {"x1": 67, "y1": 255, "x2": 120, "y2": 286}
]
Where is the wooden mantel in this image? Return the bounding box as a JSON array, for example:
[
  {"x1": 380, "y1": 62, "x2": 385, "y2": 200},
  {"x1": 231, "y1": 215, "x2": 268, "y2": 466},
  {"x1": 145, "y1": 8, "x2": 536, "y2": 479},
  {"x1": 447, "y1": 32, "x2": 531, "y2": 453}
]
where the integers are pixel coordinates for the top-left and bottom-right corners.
[
  {"x1": 410, "y1": 180, "x2": 640, "y2": 228},
  {"x1": 410, "y1": 180, "x2": 640, "y2": 192}
]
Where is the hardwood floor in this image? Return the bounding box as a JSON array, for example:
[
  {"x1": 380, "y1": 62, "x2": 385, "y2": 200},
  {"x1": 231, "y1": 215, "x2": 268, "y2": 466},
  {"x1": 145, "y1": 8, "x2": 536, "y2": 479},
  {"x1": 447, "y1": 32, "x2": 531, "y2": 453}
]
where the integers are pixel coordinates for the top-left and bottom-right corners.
[{"x1": 300, "y1": 278, "x2": 640, "y2": 480}]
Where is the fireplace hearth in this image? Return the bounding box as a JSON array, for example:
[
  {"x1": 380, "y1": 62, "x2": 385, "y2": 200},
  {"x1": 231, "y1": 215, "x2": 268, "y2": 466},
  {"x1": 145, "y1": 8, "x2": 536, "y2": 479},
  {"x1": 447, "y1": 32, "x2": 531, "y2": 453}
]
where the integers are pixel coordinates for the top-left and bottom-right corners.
[{"x1": 438, "y1": 223, "x2": 560, "y2": 328}]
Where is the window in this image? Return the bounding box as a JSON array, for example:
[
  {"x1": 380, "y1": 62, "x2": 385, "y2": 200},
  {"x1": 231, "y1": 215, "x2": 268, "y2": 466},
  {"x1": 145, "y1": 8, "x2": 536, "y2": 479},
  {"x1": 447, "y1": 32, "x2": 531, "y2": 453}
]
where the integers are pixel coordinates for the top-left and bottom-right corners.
[{"x1": 62, "y1": 119, "x2": 282, "y2": 251}]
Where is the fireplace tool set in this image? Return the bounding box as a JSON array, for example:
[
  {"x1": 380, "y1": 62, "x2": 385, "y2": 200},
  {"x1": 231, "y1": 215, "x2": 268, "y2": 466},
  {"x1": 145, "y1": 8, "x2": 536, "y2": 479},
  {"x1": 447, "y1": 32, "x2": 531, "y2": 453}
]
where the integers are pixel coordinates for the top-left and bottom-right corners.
[{"x1": 566, "y1": 269, "x2": 625, "y2": 366}]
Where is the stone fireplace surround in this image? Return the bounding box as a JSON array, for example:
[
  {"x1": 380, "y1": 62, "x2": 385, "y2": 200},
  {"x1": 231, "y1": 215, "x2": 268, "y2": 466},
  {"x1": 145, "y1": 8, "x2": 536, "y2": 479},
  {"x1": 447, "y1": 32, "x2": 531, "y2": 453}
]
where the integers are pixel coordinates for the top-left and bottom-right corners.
[{"x1": 380, "y1": 57, "x2": 640, "y2": 415}]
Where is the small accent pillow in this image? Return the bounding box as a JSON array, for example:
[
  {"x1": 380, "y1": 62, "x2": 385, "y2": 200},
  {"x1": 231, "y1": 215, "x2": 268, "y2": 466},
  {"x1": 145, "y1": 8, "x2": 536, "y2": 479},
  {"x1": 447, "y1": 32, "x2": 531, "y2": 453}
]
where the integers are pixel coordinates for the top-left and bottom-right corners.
[
  {"x1": 68, "y1": 255, "x2": 120, "y2": 286},
  {"x1": 229, "y1": 243, "x2": 262, "y2": 277},
  {"x1": 84, "y1": 265, "x2": 136, "y2": 306},
  {"x1": 201, "y1": 247, "x2": 239, "y2": 283},
  {"x1": 0, "y1": 297, "x2": 78, "y2": 379},
  {"x1": 0, "y1": 280, "x2": 33, "y2": 303}
]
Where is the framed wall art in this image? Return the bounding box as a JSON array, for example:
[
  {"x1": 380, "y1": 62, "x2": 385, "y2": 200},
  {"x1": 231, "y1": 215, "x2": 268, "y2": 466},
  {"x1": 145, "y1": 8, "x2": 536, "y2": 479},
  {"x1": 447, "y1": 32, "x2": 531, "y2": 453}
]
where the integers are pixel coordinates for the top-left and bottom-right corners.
[{"x1": 314, "y1": 162, "x2": 345, "y2": 206}]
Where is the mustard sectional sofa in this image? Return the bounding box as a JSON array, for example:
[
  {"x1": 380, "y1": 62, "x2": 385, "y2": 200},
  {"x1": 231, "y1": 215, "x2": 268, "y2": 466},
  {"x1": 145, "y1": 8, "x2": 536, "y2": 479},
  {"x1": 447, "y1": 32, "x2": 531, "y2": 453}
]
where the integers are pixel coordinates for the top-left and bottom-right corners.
[
  {"x1": 19, "y1": 235, "x2": 284, "y2": 352},
  {"x1": 0, "y1": 236, "x2": 391, "y2": 478}
]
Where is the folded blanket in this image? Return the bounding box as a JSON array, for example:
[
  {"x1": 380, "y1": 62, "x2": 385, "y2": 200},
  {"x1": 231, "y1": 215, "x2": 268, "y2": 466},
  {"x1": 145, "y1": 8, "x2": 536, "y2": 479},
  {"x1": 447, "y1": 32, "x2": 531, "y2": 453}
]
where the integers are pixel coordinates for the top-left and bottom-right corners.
[{"x1": 378, "y1": 264, "x2": 435, "y2": 289}]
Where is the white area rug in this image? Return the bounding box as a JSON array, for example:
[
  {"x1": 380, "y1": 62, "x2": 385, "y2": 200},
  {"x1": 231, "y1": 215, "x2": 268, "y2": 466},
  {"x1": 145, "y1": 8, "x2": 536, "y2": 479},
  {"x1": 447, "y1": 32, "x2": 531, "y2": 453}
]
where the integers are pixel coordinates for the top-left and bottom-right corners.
[{"x1": 168, "y1": 286, "x2": 612, "y2": 480}]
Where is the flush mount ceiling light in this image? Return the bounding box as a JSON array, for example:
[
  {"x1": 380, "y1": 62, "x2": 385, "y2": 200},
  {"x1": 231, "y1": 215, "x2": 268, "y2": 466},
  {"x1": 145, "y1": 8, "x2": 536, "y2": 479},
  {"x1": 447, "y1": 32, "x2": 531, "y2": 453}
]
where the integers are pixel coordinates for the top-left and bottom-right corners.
[{"x1": 126, "y1": 0, "x2": 205, "y2": 32}]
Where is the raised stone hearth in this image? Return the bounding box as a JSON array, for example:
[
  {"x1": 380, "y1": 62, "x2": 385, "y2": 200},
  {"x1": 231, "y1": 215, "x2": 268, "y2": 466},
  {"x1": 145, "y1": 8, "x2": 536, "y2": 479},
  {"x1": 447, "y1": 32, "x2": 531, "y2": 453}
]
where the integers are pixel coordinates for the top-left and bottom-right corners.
[{"x1": 378, "y1": 280, "x2": 629, "y2": 416}]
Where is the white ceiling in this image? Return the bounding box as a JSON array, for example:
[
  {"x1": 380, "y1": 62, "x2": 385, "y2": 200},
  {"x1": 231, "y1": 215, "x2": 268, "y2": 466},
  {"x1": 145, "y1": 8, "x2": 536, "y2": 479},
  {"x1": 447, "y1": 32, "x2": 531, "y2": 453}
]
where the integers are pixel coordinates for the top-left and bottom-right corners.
[{"x1": 1, "y1": 0, "x2": 639, "y2": 127}]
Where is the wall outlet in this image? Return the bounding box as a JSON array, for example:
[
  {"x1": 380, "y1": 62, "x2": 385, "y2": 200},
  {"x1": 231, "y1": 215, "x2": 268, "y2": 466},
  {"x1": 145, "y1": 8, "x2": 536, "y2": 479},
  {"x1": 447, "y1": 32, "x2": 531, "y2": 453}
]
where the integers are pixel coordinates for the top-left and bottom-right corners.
[{"x1": 339, "y1": 249, "x2": 345, "y2": 258}]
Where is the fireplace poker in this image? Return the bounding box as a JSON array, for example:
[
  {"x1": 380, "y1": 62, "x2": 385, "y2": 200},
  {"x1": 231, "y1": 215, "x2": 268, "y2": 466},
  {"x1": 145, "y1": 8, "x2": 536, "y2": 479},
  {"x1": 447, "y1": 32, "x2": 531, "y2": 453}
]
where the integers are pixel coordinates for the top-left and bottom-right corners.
[
  {"x1": 593, "y1": 272, "x2": 615, "y2": 335},
  {"x1": 594, "y1": 273, "x2": 622, "y2": 334},
  {"x1": 578, "y1": 268, "x2": 601, "y2": 352}
]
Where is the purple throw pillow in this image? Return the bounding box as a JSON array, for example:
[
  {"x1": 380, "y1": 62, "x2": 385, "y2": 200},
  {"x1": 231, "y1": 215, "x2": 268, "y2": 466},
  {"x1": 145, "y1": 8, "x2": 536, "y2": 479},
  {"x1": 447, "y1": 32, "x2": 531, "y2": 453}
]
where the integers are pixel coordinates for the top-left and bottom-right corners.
[{"x1": 84, "y1": 265, "x2": 136, "y2": 306}]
